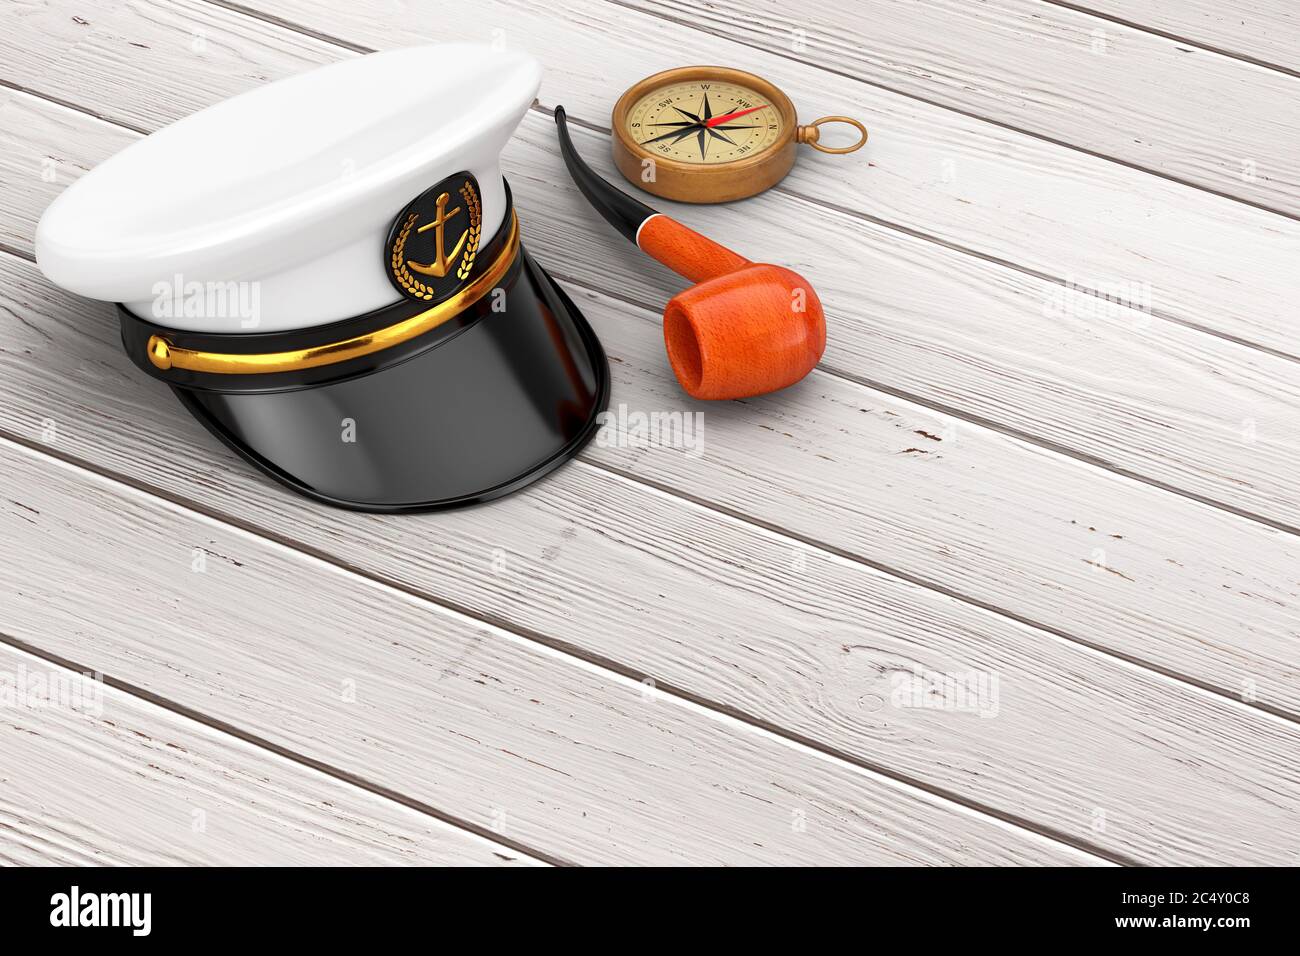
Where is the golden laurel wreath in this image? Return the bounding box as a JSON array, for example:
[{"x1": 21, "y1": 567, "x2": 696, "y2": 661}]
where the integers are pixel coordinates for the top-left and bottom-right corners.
[{"x1": 456, "y1": 182, "x2": 482, "y2": 281}]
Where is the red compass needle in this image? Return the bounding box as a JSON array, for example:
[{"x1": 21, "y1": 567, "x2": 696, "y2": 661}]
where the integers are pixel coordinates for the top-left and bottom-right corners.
[{"x1": 705, "y1": 104, "x2": 769, "y2": 127}]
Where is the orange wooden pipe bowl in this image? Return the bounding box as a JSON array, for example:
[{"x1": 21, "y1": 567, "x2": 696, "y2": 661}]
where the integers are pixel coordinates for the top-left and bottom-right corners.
[{"x1": 638, "y1": 216, "x2": 826, "y2": 400}]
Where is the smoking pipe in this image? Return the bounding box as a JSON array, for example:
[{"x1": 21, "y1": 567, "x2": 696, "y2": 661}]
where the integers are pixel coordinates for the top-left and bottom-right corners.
[{"x1": 555, "y1": 106, "x2": 825, "y2": 400}]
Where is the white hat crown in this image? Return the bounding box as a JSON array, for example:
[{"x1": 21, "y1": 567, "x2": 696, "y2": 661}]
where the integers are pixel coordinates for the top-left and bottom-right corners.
[{"x1": 35, "y1": 44, "x2": 541, "y2": 332}]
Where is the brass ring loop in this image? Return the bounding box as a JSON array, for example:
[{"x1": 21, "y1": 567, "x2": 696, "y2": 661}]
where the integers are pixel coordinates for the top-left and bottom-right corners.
[{"x1": 798, "y1": 116, "x2": 868, "y2": 154}]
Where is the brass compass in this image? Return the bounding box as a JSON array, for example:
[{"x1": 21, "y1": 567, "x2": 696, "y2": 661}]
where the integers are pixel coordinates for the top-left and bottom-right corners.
[{"x1": 612, "y1": 65, "x2": 867, "y2": 203}]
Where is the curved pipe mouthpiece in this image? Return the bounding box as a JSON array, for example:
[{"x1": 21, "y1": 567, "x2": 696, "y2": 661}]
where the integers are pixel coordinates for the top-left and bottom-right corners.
[
  {"x1": 555, "y1": 106, "x2": 825, "y2": 400},
  {"x1": 555, "y1": 105, "x2": 655, "y2": 244}
]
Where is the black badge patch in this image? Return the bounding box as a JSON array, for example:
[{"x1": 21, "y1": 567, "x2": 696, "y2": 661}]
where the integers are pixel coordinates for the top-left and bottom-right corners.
[{"x1": 386, "y1": 171, "x2": 483, "y2": 302}]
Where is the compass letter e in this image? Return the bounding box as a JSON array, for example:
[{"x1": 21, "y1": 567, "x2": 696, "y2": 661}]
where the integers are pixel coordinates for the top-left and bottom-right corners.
[{"x1": 407, "y1": 192, "x2": 468, "y2": 277}]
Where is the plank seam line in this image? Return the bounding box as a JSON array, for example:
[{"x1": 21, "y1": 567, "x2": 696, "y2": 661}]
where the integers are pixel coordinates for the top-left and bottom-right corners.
[
  {"x1": 8, "y1": 22, "x2": 1294, "y2": 365},
  {"x1": 547, "y1": 289, "x2": 1300, "y2": 728},
  {"x1": 3, "y1": 3, "x2": 1292, "y2": 754},
  {"x1": 1, "y1": 234, "x2": 1295, "y2": 725},
  {"x1": 0, "y1": 431, "x2": 1120, "y2": 865},
  {"x1": 601, "y1": 0, "x2": 1300, "y2": 225},
  {"x1": 817, "y1": 369, "x2": 1300, "y2": 536},
  {"x1": 768, "y1": 187, "x2": 1300, "y2": 365},
  {"x1": 203, "y1": 0, "x2": 373, "y2": 53},
  {"x1": 0, "y1": 77, "x2": 151, "y2": 137},
  {"x1": 201, "y1": 0, "x2": 1300, "y2": 224},
  {"x1": 545, "y1": 105, "x2": 1300, "y2": 366},
  {"x1": 0, "y1": 636, "x2": 550, "y2": 867},
  {"x1": 6, "y1": 80, "x2": 1298, "y2": 531},
  {"x1": 1040, "y1": 0, "x2": 1300, "y2": 81},
  {"x1": 549, "y1": 263, "x2": 1300, "y2": 540},
  {"x1": 571, "y1": 455, "x2": 1300, "y2": 732},
  {"x1": 0, "y1": 629, "x2": 558, "y2": 867}
]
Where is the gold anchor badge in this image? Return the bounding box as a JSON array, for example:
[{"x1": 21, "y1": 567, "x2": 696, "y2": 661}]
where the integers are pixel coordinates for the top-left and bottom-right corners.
[
  {"x1": 388, "y1": 176, "x2": 483, "y2": 301},
  {"x1": 406, "y1": 192, "x2": 468, "y2": 277}
]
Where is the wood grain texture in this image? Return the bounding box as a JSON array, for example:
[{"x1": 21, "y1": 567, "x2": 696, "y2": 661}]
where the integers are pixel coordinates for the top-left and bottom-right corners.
[
  {"x1": 0, "y1": 440, "x2": 1093, "y2": 867},
  {"x1": 628, "y1": 0, "x2": 1300, "y2": 216},
  {"x1": 6, "y1": 70, "x2": 1300, "y2": 532},
  {"x1": 516, "y1": 115, "x2": 1300, "y2": 531},
  {"x1": 0, "y1": 644, "x2": 537, "y2": 866},
  {"x1": 6, "y1": 0, "x2": 1298, "y2": 358},
  {"x1": 1, "y1": 255, "x2": 1298, "y2": 864},
  {"x1": 11, "y1": 0, "x2": 1290, "y2": 531},
  {"x1": 2, "y1": 0, "x2": 1298, "y2": 867},
  {"x1": 0, "y1": 17, "x2": 1295, "y2": 720},
  {"x1": 1055, "y1": 0, "x2": 1300, "y2": 72},
  {"x1": 225, "y1": 0, "x2": 1300, "y2": 356}
]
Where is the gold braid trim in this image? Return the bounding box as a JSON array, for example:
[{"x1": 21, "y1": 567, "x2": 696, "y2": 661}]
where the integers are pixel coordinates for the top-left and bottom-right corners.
[{"x1": 147, "y1": 212, "x2": 519, "y2": 374}]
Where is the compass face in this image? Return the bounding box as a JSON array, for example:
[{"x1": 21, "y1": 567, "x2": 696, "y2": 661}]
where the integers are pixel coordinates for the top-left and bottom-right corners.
[{"x1": 627, "y1": 80, "x2": 783, "y2": 165}]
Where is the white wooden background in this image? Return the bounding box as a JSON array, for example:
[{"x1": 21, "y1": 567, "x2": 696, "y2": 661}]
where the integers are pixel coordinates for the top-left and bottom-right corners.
[{"x1": 0, "y1": 0, "x2": 1297, "y2": 866}]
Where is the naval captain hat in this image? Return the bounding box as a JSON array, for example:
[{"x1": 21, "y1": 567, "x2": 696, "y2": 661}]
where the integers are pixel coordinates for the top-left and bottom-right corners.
[{"x1": 35, "y1": 45, "x2": 610, "y2": 512}]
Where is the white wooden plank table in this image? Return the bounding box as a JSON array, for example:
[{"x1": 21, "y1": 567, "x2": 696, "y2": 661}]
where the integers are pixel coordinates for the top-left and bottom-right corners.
[{"x1": 0, "y1": 0, "x2": 1296, "y2": 866}]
